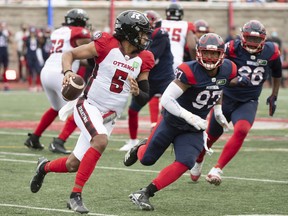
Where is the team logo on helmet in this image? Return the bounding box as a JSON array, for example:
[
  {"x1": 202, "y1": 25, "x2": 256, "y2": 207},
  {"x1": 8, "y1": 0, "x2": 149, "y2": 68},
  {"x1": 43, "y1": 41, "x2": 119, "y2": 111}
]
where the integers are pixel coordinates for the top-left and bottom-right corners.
[{"x1": 113, "y1": 10, "x2": 152, "y2": 51}]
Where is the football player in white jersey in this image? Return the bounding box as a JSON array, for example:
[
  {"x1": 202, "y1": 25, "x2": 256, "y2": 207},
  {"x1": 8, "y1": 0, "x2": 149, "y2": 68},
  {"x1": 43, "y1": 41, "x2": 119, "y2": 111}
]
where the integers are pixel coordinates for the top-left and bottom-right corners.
[
  {"x1": 29, "y1": 10, "x2": 155, "y2": 214},
  {"x1": 161, "y1": 3, "x2": 196, "y2": 71},
  {"x1": 24, "y1": 9, "x2": 91, "y2": 152}
]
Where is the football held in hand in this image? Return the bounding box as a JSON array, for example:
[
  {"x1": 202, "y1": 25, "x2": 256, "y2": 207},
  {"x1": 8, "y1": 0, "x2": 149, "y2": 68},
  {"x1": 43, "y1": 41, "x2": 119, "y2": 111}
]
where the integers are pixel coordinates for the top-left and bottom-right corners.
[{"x1": 62, "y1": 75, "x2": 85, "y2": 101}]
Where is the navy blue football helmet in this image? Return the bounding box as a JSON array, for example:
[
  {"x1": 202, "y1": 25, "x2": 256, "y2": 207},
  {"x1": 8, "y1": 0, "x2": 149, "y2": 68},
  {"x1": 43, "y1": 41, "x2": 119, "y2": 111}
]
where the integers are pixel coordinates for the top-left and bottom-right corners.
[
  {"x1": 196, "y1": 33, "x2": 225, "y2": 70},
  {"x1": 241, "y1": 20, "x2": 266, "y2": 54}
]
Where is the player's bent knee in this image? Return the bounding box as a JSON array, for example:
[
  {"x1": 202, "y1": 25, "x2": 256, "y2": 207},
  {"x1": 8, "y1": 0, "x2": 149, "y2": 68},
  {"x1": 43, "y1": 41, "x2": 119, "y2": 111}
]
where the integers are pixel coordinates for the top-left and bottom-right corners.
[
  {"x1": 91, "y1": 134, "x2": 108, "y2": 153},
  {"x1": 140, "y1": 156, "x2": 157, "y2": 166},
  {"x1": 178, "y1": 159, "x2": 195, "y2": 169},
  {"x1": 66, "y1": 157, "x2": 80, "y2": 172},
  {"x1": 234, "y1": 120, "x2": 251, "y2": 138}
]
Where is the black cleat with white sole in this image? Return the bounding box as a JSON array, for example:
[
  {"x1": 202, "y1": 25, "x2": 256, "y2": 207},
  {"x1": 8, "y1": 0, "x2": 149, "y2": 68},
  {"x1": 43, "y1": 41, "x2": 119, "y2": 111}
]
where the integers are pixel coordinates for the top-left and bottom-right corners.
[
  {"x1": 24, "y1": 133, "x2": 44, "y2": 150},
  {"x1": 49, "y1": 138, "x2": 71, "y2": 154},
  {"x1": 67, "y1": 193, "x2": 89, "y2": 214},
  {"x1": 123, "y1": 138, "x2": 147, "y2": 166},
  {"x1": 129, "y1": 188, "x2": 154, "y2": 211},
  {"x1": 30, "y1": 157, "x2": 48, "y2": 193}
]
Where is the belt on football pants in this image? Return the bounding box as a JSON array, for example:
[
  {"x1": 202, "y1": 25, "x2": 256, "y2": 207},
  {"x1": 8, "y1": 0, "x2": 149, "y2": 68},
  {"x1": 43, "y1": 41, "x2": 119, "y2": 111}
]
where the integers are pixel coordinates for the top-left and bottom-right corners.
[{"x1": 102, "y1": 111, "x2": 117, "y2": 124}]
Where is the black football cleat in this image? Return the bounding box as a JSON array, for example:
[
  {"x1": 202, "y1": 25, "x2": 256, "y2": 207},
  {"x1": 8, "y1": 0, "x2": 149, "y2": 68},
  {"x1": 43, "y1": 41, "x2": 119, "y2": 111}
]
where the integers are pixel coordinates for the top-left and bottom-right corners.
[
  {"x1": 24, "y1": 133, "x2": 44, "y2": 150},
  {"x1": 67, "y1": 193, "x2": 89, "y2": 214},
  {"x1": 129, "y1": 188, "x2": 154, "y2": 211},
  {"x1": 123, "y1": 139, "x2": 147, "y2": 167},
  {"x1": 48, "y1": 138, "x2": 71, "y2": 154},
  {"x1": 30, "y1": 157, "x2": 49, "y2": 193}
]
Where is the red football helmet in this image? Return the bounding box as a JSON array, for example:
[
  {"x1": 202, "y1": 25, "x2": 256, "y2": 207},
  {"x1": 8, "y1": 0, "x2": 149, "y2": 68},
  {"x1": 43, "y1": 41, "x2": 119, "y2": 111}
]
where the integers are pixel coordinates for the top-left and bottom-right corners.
[
  {"x1": 195, "y1": 19, "x2": 209, "y2": 34},
  {"x1": 241, "y1": 20, "x2": 266, "y2": 54},
  {"x1": 196, "y1": 33, "x2": 225, "y2": 70},
  {"x1": 144, "y1": 10, "x2": 162, "y2": 29}
]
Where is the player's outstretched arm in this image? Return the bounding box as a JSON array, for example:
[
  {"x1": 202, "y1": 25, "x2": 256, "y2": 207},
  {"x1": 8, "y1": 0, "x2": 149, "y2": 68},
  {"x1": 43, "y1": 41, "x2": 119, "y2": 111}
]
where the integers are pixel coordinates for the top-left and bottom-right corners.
[
  {"x1": 161, "y1": 79, "x2": 207, "y2": 130},
  {"x1": 62, "y1": 42, "x2": 98, "y2": 85},
  {"x1": 62, "y1": 42, "x2": 97, "y2": 73}
]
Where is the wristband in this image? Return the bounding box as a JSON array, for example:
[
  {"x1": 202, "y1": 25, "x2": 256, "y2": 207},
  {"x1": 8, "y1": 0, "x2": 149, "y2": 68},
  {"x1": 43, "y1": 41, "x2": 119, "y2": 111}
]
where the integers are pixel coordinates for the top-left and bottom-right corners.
[{"x1": 63, "y1": 69, "x2": 73, "y2": 75}]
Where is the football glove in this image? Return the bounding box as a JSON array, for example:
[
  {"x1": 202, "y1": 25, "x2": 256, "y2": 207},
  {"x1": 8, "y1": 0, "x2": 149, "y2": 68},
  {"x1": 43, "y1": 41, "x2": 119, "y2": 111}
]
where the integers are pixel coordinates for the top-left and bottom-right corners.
[
  {"x1": 188, "y1": 115, "x2": 207, "y2": 131},
  {"x1": 237, "y1": 75, "x2": 251, "y2": 86},
  {"x1": 266, "y1": 95, "x2": 277, "y2": 116},
  {"x1": 214, "y1": 105, "x2": 229, "y2": 132},
  {"x1": 180, "y1": 109, "x2": 207, "y2": 130}
]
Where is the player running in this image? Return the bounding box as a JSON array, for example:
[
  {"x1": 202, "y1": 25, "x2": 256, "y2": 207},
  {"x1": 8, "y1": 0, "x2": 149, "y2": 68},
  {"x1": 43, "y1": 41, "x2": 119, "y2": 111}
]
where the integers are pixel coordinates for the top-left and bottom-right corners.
[{"x1": 190, "y1": 20, "x2": 282, "y2": 185}]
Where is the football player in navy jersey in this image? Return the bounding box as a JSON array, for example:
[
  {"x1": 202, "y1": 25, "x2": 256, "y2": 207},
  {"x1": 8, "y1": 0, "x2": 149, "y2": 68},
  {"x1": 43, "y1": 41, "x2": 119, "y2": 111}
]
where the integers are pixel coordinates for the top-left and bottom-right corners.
[
  {"x1": 120, "y1": 10, "x2": 175, "y2": 151},
  {"x1": 190, "y1": 20, "x2": 282, "y2": 185},
  {"x1": 123, "y1": 33, "x2": 245, "y2": 211}
]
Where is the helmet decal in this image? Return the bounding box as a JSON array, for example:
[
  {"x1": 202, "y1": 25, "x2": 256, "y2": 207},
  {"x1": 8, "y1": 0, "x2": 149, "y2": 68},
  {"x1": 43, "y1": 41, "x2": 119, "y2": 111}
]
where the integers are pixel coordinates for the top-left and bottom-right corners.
[{"x1": 113, "y1": 10, "x2": 152, "y2": 51}]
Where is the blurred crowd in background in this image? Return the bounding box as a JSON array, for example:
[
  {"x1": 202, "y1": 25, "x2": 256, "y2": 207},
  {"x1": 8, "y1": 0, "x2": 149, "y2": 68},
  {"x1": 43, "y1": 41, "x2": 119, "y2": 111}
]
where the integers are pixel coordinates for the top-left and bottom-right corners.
[
  {"x1": 0, "y1": 9, "x2": 287, "y2": 91},
  {"x1": 1, "y1": 0, "x2": 288, "y2": 3},
  {"x1": 0, "y1": 0, "x2": 288, "y2": 4},
  {"x1": 0, "y1": 22, "x2": 53, "y2": 91}
]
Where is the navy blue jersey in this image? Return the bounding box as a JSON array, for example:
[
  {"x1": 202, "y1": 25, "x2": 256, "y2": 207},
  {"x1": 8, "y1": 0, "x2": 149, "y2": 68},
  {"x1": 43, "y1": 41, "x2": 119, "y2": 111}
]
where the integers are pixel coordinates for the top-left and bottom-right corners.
[
  {"x1": 163, "y1": 59, "x2": 237, "y2": 131},
  {"x1": 224, "y1": 40, "x2": 282, "y2": 102},
  {"x1": 129, "y1": 28, "x2": 175, "y2": 111},
  {"x1": 148, "y1": 28, "x2": 175, "y2": 83}
]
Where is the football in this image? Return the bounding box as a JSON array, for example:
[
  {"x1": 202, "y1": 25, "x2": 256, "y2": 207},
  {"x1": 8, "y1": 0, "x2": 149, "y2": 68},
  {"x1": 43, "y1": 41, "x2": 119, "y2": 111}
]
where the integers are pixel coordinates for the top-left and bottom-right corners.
[{"x1": 62, "y1": 75, "x2": 85, "y2": 101}]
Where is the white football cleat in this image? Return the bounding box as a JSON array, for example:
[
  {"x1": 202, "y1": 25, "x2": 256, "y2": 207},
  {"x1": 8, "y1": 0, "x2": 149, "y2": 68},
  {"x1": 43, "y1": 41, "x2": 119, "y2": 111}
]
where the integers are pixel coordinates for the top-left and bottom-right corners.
[
  {"x1": 190, "y1": 160, "x2": 205, "y2": 182},
  {"x1": 206, "y1": 167, "x2": 223, "y2": 186},
  {"x1": 119, "y1": 139, "x2": 139, "y2": 152}
]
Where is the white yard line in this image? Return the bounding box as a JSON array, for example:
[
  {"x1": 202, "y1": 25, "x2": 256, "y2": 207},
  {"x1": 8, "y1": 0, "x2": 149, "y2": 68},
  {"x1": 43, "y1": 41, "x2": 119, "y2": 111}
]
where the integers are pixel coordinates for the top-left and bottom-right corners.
[
  {"x1": 0, "y1": 130, "x2": 127, "y2": 141},
  {"x1": 0, "y1": 203, "x2": 117, "y2": 216},
  {"x1": 226, "y1": 215, "x2": 288, "y2": 216},
  {"x1": 0, "y1": 157, "x2": 287, "y2": 184}
]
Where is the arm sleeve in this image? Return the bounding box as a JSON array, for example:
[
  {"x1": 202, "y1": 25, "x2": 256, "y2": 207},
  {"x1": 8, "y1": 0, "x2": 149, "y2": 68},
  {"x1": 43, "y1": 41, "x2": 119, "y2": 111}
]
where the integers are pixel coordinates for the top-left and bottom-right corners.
[
  {"x1": 160, "y1": 81, "x2": 185, "y2": 117},
  {"x1": 161, "y1": 81, "x2": 205, "y2": 127},
  {"x1": 134, "y1": 80, "x2": 150, "y2": 107}
]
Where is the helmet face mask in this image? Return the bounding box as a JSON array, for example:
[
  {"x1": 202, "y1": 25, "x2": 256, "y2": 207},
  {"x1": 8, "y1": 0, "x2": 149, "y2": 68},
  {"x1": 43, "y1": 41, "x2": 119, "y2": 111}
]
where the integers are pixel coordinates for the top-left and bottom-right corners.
[
  {"x1": 64, "y1": 8, "x2": 89, "y2": 27},
  {"x1": 196, "y1": 33, "x2": 225, "y2": 71},
  {"x1": 166, "y1": 3, "x2": 183, "y2": 21},
  {"x1": 114, "y1": 10, "x2": 152, "y2": 51},
  {"x1": 241, "y1": 20, "x2": 266, "y2": 54}
]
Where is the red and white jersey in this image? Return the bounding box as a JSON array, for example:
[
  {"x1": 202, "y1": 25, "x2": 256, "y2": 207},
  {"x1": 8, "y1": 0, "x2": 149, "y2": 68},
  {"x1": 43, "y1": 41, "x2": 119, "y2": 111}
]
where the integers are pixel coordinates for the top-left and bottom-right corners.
[
  {"x1": 161, "y1": 20, "x2": 193, "y2": 70},
  {"x1": 40, "y1": 26, "x2": 90, "y2": 111},
  {"x1": 44, "y1": 26, "x2": 91, "y2": 72},
  {"x1": 84, "y1": 32, "x2": 154, "y2": 116}
]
